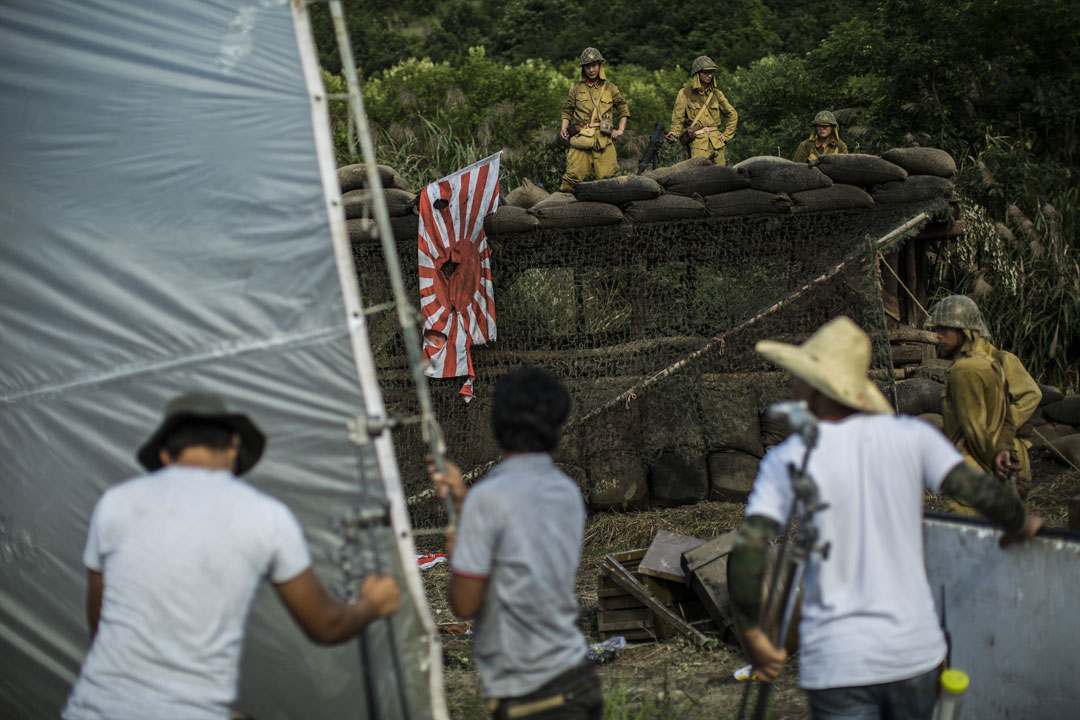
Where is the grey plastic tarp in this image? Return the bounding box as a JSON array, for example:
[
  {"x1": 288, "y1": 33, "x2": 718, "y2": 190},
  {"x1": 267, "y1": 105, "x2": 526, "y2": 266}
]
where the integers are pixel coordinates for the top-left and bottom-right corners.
[
  {"x1": 924, "y1": 515, "x2": 1080, "y2": 718},
  {"x1": 0, "y1": 1, "x2": 443, "y2": 718}
]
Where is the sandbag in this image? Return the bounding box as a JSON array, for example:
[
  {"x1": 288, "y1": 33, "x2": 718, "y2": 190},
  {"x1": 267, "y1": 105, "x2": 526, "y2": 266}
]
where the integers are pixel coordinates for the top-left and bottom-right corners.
[
  {"x1": 1038, "y1": 383, "x2": 1065, "y2": 406},
  {"x1": 705, "y1": 188, "x2": 792, "y2": 216},
  {"x1": 1043, "y1": 396, "x2": 1080, "y2": 426},
  {"x1": 896, "y1": 378, "x2": 945, "y2": 416},
  {"x1": 346, "y1": 217, "x2": 376, "y2": 243},
  {"x1": 813, "y1": 153, "x2": 908, "y2": 187},
  {"x1": 871, "y1": 175, "x2": 955, "y2": 204},
  {"x1": 392, "y1": 214, "x2": 419, "y2": 242},
  {"x1": 623, "y1": 194, "x2": 706, "y2": 223},
  {"x1": 791, "y1": 184, "x2": 875, "y2": 213},
  {"x1": 734, "y1": 156, "x2": 833, "y2": 194},
  {"x1": 1048, "y1": 434, "x2": 1080, "y2": 468},
  {"x1": 649, "y1": 448, "x2": 709, "y2": 507},
  {"x1": 337, "y1": 163, "x2": 408, "y2": 192},
  {"x1": 504, "y1": 179, "x2": 549, "y2": 209},
  {"x1": 707, "y1": 450, "x2": 761, "y2": 501},
  {"x1": 918, "y1": 413, "x2": 944, "y2": 431},
  {"x1": 587, "y1": 451, "x2": 648, "y2": 509},
  {"x1": 642, "y1": 155, "x2": 714, "y2": 182},
  {"x1": 483, "y1": 205, "x2": 541, "y2": 235},
  {"x1": 529, "y1": 191, "x2": 577, "y2": 212},
  {"x1": 660, "y1": 165, "x2": 750, "y2": 197},
  {"x1": 881, "y1": 147, "x2": 957, "y2": 178},
  {"x1": 342, "y1": 188, "x2": 416, "y2": 219},
  {"x1": 572, "y1": 175, "x2": 662, "y2": 204},
  {"x1": 531, "y1": 201, "x2": 623, "y2": 229}
]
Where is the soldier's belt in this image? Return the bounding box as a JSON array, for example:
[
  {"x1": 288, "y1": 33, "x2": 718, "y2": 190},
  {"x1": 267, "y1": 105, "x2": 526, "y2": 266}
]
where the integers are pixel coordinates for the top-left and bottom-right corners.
[{"x1": 694, "y1": 125, "x2": 719, "y2": 136}]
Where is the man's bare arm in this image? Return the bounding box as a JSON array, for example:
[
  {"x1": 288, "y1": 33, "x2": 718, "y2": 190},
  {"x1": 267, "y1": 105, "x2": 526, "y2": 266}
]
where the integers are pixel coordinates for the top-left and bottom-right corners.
[
  {"x1": 86, "y1": 570, "x2": 103, "y2": 640},
  {"x1": 273, "y1": 569, "x2": 399, "y2": 646}
]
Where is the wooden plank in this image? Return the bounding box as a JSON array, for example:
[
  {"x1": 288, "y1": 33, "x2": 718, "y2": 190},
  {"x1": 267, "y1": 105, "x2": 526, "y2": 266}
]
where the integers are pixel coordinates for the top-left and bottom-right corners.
[
  {"x1": 603, "y1": 556, "x2": 716, "y2": 648},
  {"x1": 599, "y1": 594, "x2": 646, "y2": 611},
  {"x1": 608, "y1": 548, "x2": 647, "y2": 565},
  {"x1": 597, "y1": 607, "x2": 652, "y2": 632},
  {"x1": 638, "y1": 529, "x2": 705, "y2": 584},
  {"x1": 600, "y1": 627, "x2": 656, "y2": 642},
  {"x1": 597, "y1": 584, "x2": 630, "y2": 599},
  {"x1": 682, "y1": 531, "x2": 738, "y2": 575},
  {"x1": 640, "y1": 575, "x2": 696, "y2": 605},
  {"x1": 904, "y1": 238, "x2": 919, "y2": 326}
]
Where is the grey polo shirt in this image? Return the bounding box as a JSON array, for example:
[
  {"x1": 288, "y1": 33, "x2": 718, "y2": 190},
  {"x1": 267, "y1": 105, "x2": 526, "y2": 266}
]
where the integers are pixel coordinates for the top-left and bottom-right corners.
[{"x1": 451, "y1": 453, "x2": 587, "y2": 698}]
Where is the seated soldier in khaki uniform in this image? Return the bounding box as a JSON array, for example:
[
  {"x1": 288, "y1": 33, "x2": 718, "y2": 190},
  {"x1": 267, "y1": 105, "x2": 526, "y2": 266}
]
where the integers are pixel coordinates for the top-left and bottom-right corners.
[
  {"x1": 927, "y1": 295, "x2": 1041, "y2": 507},
  {"x1": 793, "y1": 110, "x2": 849, "y2": 163},
  {"x1": 666, "y1": 56, "x2": 738, "y2": 165},
  {"x1": 559, "y1": 47, "x2": 628, "y2": 191}
]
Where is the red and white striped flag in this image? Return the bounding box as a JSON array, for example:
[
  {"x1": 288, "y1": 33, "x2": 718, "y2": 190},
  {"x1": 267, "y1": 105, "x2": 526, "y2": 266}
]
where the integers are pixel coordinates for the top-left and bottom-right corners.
[{"x1": 418, "y1": 152, "x2": 500, "y2": 401}]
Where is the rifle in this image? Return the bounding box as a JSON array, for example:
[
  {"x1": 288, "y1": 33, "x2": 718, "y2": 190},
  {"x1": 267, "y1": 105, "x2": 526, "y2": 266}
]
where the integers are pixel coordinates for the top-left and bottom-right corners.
[{"x1": 636, "y1": 121, "x2": 666, "y2": 175}]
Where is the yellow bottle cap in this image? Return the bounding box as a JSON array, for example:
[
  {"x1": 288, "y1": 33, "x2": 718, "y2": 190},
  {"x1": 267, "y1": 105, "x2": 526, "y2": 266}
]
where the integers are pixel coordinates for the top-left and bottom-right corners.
[{"x1": 941, "y1": 669, "x2": 969, "y2": 695}]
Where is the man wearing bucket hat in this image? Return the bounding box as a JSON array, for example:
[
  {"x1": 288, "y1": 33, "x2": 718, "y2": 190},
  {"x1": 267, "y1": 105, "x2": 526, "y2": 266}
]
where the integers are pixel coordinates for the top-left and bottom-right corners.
[
  {"x1": 558, "y1": 47, "x2": 629, "y2": 191},
  {"x1": 666, "y1": 55, "x2": 738, "y2": 164},
  {"x1": 926, "y1": 294, "x2": 1041, "y2": 512},
  {"x1": 727, "y1": 317, "x2": 1042, "y2": 719},
  {"x1": 64, "y1": 392, "x2": 400, "y2": 720},
  {"x1": 793, "y1": 110, "x2": 848, "y2": 164}
]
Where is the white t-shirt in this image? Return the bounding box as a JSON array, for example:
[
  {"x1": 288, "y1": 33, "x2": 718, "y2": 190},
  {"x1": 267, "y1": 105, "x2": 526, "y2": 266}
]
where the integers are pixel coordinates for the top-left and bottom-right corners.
[
  {"x1": 451, "y1": 453, "x2": 587, "y2": 698},
  {"x1": 745, "y1": 414, "x2": 961, "y2": 690},
  {"x1": 63, "y1": 466, "x2": 311, "y2": 720}
]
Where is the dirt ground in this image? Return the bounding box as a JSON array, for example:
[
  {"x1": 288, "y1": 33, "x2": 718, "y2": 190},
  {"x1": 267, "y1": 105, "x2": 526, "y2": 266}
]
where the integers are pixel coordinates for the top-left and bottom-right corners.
[{"x1": 417, "y1": 446, "x2": 1080, "y2": 719}]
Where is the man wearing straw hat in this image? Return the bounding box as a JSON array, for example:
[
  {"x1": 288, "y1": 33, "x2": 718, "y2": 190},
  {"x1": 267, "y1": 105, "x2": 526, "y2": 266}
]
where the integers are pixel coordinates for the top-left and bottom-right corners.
[
  {"x1": 64, "y1": 392, "x2": 400, "y2": 720},
  {"x1": 727, "y1": 317, "x2": 1043, "y2": 719}
]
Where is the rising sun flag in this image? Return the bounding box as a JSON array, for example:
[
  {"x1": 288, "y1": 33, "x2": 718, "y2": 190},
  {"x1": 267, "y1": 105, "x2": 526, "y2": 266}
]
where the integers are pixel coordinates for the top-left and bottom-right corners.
[{"x1": 418, "y1": 152, "x2": 501, "y2": 401}]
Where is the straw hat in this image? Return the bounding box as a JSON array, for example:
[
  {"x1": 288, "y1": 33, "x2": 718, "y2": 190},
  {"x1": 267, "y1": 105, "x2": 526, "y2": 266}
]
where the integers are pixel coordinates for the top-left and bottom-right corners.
[
  {"x1": 755, "y1": 317, "x2": 894, "y2": 415},
  {"x1": 137, "y1": 392, "x2": 265, "y2": 475}
]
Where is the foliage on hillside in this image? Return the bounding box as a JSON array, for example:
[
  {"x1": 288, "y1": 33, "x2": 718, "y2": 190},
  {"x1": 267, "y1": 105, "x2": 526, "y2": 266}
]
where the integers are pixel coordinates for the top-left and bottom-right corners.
[{"x1": 325, "y1": 0, "x2": 1079, "y2": 390}]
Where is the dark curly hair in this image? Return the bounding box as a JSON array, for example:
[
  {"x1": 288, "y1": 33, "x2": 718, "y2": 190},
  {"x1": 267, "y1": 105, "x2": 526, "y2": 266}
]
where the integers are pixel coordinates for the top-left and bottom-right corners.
[{"x1": 491, "y1": 367, "x2": 571, "y2": 453}]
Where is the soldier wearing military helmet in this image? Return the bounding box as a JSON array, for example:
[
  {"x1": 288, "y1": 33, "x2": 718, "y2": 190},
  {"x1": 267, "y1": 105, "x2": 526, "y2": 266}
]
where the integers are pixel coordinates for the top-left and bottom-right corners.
[
  {"x1": 793, "y1": 110, "x2": 849, "y2": 163},
  {"x1": 666, "y1": 55, "x2": 738, "y2": 164},
  {"x1": 558, "y1": 47, "x2": 629, "y2": 190}
]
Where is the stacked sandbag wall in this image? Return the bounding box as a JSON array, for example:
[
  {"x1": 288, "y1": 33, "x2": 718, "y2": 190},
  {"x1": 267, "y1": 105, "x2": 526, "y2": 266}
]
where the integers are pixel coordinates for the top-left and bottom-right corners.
[{"x1": 482, "y1": 147, "x2": 958, "y2": 235}]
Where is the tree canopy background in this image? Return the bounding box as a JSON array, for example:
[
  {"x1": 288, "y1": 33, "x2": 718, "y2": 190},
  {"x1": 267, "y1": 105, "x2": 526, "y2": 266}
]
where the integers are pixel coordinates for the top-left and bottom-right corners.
[{"x1": 315, "y1": 0, "x2": 1080, "y2": 390}]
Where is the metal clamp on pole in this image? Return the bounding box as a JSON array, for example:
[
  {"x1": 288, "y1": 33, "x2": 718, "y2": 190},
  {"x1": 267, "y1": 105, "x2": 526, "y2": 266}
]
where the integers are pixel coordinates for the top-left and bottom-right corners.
[
  {"x1": 346, "y1": 414, "x2": 402, "y2": 447},
  {"x1": 739, "y1": 400, "x2": 831, "y2": 720}
]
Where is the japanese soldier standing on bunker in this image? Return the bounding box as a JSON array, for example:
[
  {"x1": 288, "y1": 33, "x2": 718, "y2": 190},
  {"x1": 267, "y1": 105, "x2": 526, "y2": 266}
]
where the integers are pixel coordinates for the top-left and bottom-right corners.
[
  {"x1": 559, "y1": 47, "x2": 629, "y2": 191},
  {"x1": 429, "y1": 367, "x2": 602, "y2": 719},
  {"x1": 666, "y1": 55, "x2": 738, "y2": 164},
  {"x1": 64, "y1": 393, "x2": 400, "y2": 720},
  {"x1": 727, "y1": 317, "x2": 1043, "y2": 720},
  {"x1": 793, "y1": 110, "x2": 848, "y2": 163}
]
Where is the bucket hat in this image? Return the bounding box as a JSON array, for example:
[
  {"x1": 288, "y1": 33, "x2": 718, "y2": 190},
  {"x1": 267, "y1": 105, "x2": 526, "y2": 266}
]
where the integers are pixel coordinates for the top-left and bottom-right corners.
[
  {"x1": 755, "y1": 316, "x2": 894, "y2": 414},
  {"x1": 137, "y1": 392, "x2": 265, "y2": 474}
]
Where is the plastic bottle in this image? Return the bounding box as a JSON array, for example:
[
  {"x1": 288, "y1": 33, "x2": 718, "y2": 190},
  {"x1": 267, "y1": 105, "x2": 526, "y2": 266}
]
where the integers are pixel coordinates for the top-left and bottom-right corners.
[{"x1": 935, "y1": 669, "x2": 969, "y2": 720}]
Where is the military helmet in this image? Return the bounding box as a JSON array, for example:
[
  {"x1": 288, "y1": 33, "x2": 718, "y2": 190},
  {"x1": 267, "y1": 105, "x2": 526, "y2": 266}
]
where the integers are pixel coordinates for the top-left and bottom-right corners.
[
  {"x1": 812, "y1": 110, "x2": 839, "y2": 127},
  {"x1": 926, "y1": 294, "x2": 991, "y2": 338},
  {"x1": 691, "y1": 56, "x2": 718, "y2": 75},
  {"x1": 580, "y1": 47, "x2": 605, "y2": 66}
]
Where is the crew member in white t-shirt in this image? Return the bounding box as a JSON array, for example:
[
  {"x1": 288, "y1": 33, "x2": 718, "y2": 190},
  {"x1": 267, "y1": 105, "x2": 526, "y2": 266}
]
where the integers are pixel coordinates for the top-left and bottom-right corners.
[
  {"x1": 63, "y1": 392, "x2": 400, "y2": 720},
  {"x1": 728, "y1": 317, "x2": 1044, "y2": 720}
]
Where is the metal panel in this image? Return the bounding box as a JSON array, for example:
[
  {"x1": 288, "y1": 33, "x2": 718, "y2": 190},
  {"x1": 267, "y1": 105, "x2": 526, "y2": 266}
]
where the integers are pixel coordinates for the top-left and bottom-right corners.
[{"x1": 924, "y1": 514, "x2": 1080, "y2": 719}]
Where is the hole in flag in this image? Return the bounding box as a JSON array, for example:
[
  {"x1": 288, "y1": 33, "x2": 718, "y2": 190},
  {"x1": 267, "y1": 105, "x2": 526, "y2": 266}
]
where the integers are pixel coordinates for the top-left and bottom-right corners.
[
  {"x1": 440, "y1": 260, "x2": 459, "y2": 277},
  {"x1": 433, "y1": 198, "x2": 450, "y2": 210}
]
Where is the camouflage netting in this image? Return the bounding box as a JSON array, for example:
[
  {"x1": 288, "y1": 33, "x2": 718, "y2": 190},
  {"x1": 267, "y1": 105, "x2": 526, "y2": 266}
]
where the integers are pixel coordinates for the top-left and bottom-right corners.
[{"x1": 341, "y1": 149, "x2": 957, "y2": 526}]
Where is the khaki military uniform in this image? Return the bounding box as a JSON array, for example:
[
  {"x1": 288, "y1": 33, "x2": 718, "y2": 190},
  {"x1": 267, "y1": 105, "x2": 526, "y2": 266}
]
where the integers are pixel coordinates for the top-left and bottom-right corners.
[
  {"x1": 941, "y1": 331, "x2": 1016, "y2": 515},
  {"x1": 793, "y1": 134, "x2": 849, "y2": 163},
  {"x1": 669, "y1": 74, "x2": 737, "y2": 164},
  {"x1": 560, "y1": 66, "x2": 629, "y2": 190},
  {"x1": 995, "y1": 348, "x2": 1042, "y2": 484}
]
